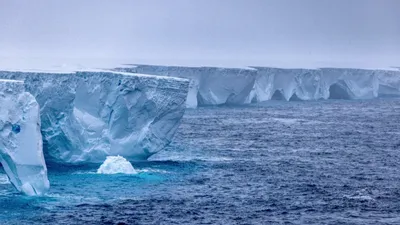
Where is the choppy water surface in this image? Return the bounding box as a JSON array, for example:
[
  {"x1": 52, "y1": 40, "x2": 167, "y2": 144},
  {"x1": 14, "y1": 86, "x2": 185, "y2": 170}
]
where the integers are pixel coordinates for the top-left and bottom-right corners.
[{"x1": 1, "y1": 99, "x2": 400, "y2": 225}]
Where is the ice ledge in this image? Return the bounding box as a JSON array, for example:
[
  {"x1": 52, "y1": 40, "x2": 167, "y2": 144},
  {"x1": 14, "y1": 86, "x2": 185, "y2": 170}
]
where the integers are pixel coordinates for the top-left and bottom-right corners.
[{"x1": 0, "y1": 79, "x2": 49, "y2": 195}]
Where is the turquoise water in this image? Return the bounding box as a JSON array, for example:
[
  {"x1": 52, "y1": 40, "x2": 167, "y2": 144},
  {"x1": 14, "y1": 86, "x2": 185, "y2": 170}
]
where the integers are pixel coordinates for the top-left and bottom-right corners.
[
  {"x1": 0, "y1": 160, "x2": 199, "y2": 224},
  {"x1": 1, "y1": 98, "x2": 400, "y2": 224}
]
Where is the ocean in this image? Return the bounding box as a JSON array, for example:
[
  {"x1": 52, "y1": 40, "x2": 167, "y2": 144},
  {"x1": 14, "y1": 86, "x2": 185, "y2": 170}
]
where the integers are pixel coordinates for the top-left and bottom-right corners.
[{"x1": 1, "y1": 98, "x2": 400, "y2": 225}]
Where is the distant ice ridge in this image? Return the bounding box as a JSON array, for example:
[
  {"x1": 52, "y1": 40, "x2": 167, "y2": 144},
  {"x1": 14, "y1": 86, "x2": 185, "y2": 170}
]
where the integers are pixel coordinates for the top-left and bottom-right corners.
[
  {"x1": 0, "y1": 70, "x2": 189, "y2": 164},
  {"x1": 115, "y1": 65, "x2": 400, "y2": 107},
  {"x1": 0, "y1": 79, "x2": 49, "y2": 195},
  {"x1": 97, "y1": 156, "x2": 136, "y2": 174}
]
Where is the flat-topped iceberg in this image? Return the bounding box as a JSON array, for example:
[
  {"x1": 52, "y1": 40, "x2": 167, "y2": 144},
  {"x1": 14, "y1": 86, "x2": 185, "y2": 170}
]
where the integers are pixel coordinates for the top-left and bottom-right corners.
[
  {"x1": 0, "y1": 70, "x2": 190, "y2": 164},
  {"x1": 115, "y1": 65, "x2": 400, "y2": 107},
  {"x1": 0, "y1": 79, "x2": 49, "y2": 195}
]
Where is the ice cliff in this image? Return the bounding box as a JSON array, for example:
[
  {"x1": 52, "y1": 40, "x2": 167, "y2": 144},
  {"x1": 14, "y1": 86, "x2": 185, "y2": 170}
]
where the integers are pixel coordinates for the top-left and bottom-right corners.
[
  {"x1": 115, "y1": 65, "x2": 400, "y2": 107},
  {"x1": 0, "y1": 70, "x2": 189, "y2": 164},
  {"x1": 253, "y1": 67, "x2": 379, "y2": 101},
  {"x1": 115, "y1": 65, "x2": 257, "y2": 108},
  {"x1": 375, "y1": 70, "x2": 400, "y2": 97},
  {"x1": 0, "y1": 79, "x2": 49, "y2": 195}
]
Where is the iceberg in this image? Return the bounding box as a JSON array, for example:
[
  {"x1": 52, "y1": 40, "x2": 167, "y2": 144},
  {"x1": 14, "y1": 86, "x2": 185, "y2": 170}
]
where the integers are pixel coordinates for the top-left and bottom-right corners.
[
  {"x1": 97, "y1": 155, "x2": 136, "y2": 174},
  {"x1": 320, "y1": 68, "x2": 379, "y2": 99},
  {"x1": 0, "y1": 70, "x2": 189, "y2": 164},
  {"x1": 116, "y1": 65, "x2": 400, "y2": 107},
  {"x1": 195, "y1": 67, "x2": 256, "y2": 106},
  {"x1": 251, "y1": 67, "x2": 325, "y2": 101},
  {"x1": 0, "y1": 79, "x2": 49, "y2": 195},
  {"x1": 115, "y1": 65, "x2": 257, "y2": 108},
  {"x1": 247, "y1": 67, "x2": 379, "y2": 101},
  {"x1": 375, "y1": 69, "x2": 400, "y2": 97}
]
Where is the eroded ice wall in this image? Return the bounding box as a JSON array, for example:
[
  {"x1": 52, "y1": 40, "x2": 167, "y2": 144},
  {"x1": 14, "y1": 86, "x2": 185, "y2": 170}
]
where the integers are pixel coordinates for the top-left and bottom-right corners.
[
  {"x1": 0, "y1": 79, "x2": 49, "y2": 195},
  {"x1": 71, "y1": 71, "x2": 189, "y2": 163},
  {"x1": 375, "y1": 69, "x2": 400, "y2": 97},
  {"x1": 320, "y1": 68, "x2": 379, "y2": 99},
  {"x1": 251, "y1": 67, "x2": 325, "y2": 101},
  {"x1": 0, "y1": 70, "x2": 189, "y2": 164},
  {"x1": 116, "y1": 65, "x2": 257, "y2": 107},
  {"x1": 116, "y1": 64, "x2": 399, "y2": 108},
  {"x1": 196, "y1": 67, "x2": 256, "y2": 105}
]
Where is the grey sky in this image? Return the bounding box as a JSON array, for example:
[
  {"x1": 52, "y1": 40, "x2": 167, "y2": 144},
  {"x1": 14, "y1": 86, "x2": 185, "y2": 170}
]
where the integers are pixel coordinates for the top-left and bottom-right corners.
[{"x1": 0, "y1": 0, "x2": 399, "y2": 67}]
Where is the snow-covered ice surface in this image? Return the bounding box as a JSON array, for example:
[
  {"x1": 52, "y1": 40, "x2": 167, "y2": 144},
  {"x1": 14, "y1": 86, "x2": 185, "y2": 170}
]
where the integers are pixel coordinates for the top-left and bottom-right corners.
[
  {"x1": 0, "y1": 79, "x2": 49, "y2": 196},
  {"x1": 0, "y1": 70, "x2": 190, "y2": 164},
  {"x1": 97, "y1": 156, "x2": 137, "y2": 174},
  {"x1": 116, "y1": 65, "x2": 400, "y2": 107}
]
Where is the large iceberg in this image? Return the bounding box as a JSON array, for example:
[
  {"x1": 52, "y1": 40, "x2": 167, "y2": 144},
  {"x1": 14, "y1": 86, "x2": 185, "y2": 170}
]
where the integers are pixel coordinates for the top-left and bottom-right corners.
[
  {"x1": 0, "y1": 79, "x2": 49, "y2": 195},
  {"x1": 250, "y1": 67, "x2": 325, "y2": 101},
  {"x1": 252, "y1": 67, "x2": 379, "y2": 101},
  {"x1": 116, "y1": 65, "x2": 258, "y2": 108},
  {"x1": 116, "y1": 65, "x2": 400, "y2": 107},
  {"x1": 320, "y1": 68, "x2": 379, "y2": 99},
  {"x1": 0, "y1": 70, "x2": 189, "y2": 164}
]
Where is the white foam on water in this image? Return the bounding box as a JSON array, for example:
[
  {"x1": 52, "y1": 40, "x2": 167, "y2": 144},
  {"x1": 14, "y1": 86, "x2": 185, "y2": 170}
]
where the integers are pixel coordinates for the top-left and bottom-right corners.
[
  {"x1": 343, "y1": 189, "x2": 375, "y2": 201},
  {"x1": 136, "y1": 168, "x2": 169, "y2": 174},
  {"x1": 150, "y1": 155, "x2": 233, "y2": 162},
  {"x1": 272, "y1": 118, "x2": 301, "y2": 125},
  {"x1": 344, "y1": 194, "x2": 375, "y2": 201}
]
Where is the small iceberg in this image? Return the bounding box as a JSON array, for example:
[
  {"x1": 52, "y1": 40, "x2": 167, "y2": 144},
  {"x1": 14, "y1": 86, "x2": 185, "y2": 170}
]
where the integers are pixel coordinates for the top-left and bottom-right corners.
[{"x1": 97, "y1": 156, "x2": 137, "y2": 175}]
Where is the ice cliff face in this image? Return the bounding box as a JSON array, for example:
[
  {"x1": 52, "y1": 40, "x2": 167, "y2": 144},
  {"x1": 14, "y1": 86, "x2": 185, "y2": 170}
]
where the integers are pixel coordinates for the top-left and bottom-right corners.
[
  {"x1": 253, "y1": 67, "x2": 379, "y2": 101},
  {"x1": 0, "y1": 79, "x2": 49, "y2": 195},
  {"x1": 116, "y1": 65, "x2": 257, "y2": 108},
  {"x1": 116, "y1": 65, "x2": 400, "y2": 107},
  {"x1": 375, "y1": 70, "x2": 400, "y2": 97},
  {"x1": 319, "y1": 68, "x2": 379, "y2": 99},
  {"x1": 250, "y1": 67, "x2": 326, "y2": 102},
  {"x1": 0, "y1": 70, "x2": 189, "y2": 164}
]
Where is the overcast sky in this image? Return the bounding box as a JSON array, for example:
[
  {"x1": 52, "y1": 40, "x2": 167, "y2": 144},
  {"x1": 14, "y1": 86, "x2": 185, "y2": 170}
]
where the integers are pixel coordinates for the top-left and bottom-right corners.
[{"x1": 0, "y1": 0, "x2": 399, "y2": 68}]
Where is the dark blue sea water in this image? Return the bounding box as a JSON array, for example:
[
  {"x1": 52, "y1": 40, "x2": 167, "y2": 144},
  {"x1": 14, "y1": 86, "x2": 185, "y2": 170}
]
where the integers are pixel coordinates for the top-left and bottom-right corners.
[{"x1": 1, "y1": 98, "x2": 400, "y2": 225}]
